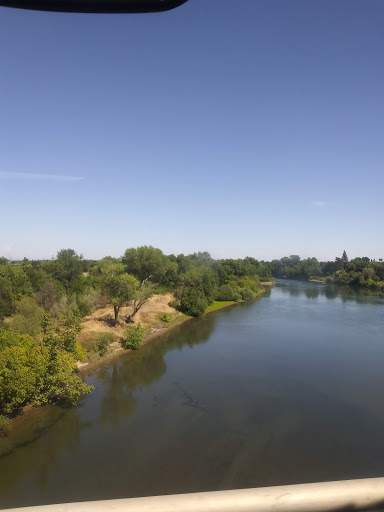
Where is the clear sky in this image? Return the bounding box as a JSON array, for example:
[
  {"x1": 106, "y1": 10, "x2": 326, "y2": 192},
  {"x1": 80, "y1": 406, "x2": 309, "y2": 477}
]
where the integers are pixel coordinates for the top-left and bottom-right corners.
[{"x1": 1, "y1": 0, "x2": 383, "y2": 262}]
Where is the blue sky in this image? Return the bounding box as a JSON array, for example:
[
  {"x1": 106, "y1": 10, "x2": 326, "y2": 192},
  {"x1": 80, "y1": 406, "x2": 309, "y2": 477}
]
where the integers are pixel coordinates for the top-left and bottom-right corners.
[{"x1": 1, "y1": 0, "x2": 383, "y2": 261}]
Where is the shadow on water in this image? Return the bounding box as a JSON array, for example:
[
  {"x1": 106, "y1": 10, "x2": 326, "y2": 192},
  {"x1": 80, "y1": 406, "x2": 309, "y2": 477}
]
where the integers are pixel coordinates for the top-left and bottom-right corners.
[
  {"x1": 0, "y1": 311, "x2": 218, "y2": 505},
  {"x1": 96, "y1": 312, "x2": 217, "y2": 426},
  {"x1": 0, "y1": 408, "x2": 92, "y2": 500}
]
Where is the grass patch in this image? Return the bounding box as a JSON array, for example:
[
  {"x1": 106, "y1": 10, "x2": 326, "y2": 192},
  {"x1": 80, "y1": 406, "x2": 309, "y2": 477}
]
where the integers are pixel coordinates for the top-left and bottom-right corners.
[
  {"x1": 205, "y1": 301, "x2": 236, "y2": 313},
  {"x1": 160, "y1": 313, "x2": 171, "y2": 323}
]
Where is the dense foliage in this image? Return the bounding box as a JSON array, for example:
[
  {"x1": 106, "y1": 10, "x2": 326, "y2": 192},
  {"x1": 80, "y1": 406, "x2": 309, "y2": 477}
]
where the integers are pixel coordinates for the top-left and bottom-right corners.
[
  {"x1": 270, "y1": 252, "x2": 384, "y2": 293},
  {"x1": 0, "y1": 328, "x2": 93, "y2": 415}
]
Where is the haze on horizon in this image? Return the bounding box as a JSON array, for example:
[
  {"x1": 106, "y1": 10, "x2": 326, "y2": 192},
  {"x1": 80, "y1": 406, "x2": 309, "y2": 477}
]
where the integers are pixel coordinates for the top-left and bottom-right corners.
[{"x1": 1, "y1": 0, "x2": 383, "y2": 262}]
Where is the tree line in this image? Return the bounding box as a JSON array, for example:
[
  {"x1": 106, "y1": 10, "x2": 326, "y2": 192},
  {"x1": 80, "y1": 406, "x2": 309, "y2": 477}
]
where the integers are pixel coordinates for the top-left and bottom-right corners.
[{"x1": 270, "y1": 251, "x2": 384, "y2": 292}]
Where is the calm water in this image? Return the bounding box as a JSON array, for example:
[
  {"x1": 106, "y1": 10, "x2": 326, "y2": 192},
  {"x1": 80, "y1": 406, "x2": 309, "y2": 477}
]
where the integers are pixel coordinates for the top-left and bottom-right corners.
[{"x1": 1, "y1": 280, "x2": 384, "y2": 509}]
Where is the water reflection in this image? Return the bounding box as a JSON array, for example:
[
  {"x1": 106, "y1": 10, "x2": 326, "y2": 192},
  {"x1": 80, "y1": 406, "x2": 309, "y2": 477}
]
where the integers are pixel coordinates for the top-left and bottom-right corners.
[
  {"x1": 98, "y1": 366, "x2": 138, "y2": 426},
  {"x1": 276, "y1": 279, "x2": 384, "y2": 305},
  {"x1": 0, "y1": 408, "x2": 91, "y2": 500},
  {"x1": 305, "y1": 287, "x2": 320, "y2": 299},
  {"x1": 1, "y1": 285, "x2": 384, "y2": 509},
  {"x1": 96, "y1": 313, "x2": 217, "y2": 425}
]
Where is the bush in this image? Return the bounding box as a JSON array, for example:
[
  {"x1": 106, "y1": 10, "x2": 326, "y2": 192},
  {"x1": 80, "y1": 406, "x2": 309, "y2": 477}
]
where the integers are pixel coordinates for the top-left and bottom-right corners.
[
  {"x1": 10, "y1": 297, "x2": 45, "y2": 337},
  {"x1": 217, "y1": 284, "x2": 237, "y2": 301},
  {"x1": 76, "y1": 289, "x2": 99, "y2": 316},
  {"x1": 36, "y1": 281, "x2": 59, "y2": 312},
  {"x1": 180, "y1": 288, "x2": 208, "y2": 317},
  {"x1": 50, "y1": 294, "x2": 78, "y2": 318},
  {"x1": 96, "y1": 332, "x2": 114, "y2": 356},
  {"x1": 240, "y1": 287, "x2": 257, "y2": 301},
  {"x1": 160, "y1": 313, "x2": 171, "y2": 323},
  {"x1": 121, "y1": 323, "x2": 144, "y2": 350},
  {"x1": 0, "y1": 415, "x2": 12, "y2": 437},
  {"x1": 74, "y1": 342, "x2": 87, "y2": 362}
]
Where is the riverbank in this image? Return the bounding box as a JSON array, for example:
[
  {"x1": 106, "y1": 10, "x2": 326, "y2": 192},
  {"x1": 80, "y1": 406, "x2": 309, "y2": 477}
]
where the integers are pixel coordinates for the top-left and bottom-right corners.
[
  {"x1": 1, "y1": 288, "x2": 270, "y2": 439},
  {"x1": 2, "y1": 278, "x2": 384, "y2": 506},
  {"x1": 78, "y1": 288, "x2": 268, "y2": 375}
]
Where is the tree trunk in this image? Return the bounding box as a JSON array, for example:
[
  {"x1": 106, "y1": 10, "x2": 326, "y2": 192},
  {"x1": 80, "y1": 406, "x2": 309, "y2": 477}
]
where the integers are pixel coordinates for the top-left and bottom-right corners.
[{"x1": 125, "y1": 302, "x2": 140, "y2": 323}]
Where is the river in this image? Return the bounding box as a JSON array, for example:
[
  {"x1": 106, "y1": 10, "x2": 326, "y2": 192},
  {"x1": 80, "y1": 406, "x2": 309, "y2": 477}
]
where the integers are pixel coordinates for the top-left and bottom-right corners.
[{"x1": 1, "y1": 280, "x2": 384, "y2": 509}]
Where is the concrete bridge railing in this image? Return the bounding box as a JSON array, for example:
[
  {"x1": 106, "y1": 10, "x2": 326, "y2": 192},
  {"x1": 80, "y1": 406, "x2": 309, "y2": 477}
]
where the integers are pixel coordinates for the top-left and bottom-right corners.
[{"x1": 3, "y1": 477, "x2": 384, "y2": 512}]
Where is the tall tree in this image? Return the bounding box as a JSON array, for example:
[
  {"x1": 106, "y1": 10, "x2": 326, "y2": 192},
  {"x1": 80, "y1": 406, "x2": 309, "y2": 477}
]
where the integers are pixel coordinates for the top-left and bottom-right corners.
[
  {"x1": 100, "y1": 264, "x2": 138, "y2": 323},
  {"x1": 125, "y1": 280, "x2": 154, "y2": 324},
  {"x1": 53, "y1": 249, "x2": 83, "y2": 289},
  {"x1": 122, "y1": 246, "x2": 169, "y2": 283}
]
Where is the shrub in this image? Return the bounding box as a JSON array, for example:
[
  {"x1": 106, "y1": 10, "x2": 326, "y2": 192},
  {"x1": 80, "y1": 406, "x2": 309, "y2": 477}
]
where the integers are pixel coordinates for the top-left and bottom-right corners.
[
  {"x1": 0, "y1": 415, "x2": 12, "y2": 437},
  {"x1": 36, "y1": 281, "x2": 59, "y2": 312},
  {"x1": 50, "y1": 294, "x2": 78, "y2": 318},
  {"x1": 180, "y1": 288, "x2": 208, "y2": 317},
  {"x1": 10, "y1": 297, "x2": 45, "y2": 337},
  {"x1": 121, "y1": 323, "x2": 144, "y2": 350},
  {"x1": 160, "y1": 313, "x2": 171, "y2": 323},
  {"x1": 216, "y1": 284, "x2": 237, "y2": 301},
  {"x1": 60, "y1": 314, "x2": 83, "y2": 353},
  {"x1": 76, "y1": 289, "x2": 101, "y2": 316},
  {"x1": 240, "y1": 287, "x2": 257, "y2": 301},
  {"x1": 96, "y1": 332, "x2": 114, "y2": 356},
  {"x1": 74, "y1": 342, "x2": 87, "y2": 362}
]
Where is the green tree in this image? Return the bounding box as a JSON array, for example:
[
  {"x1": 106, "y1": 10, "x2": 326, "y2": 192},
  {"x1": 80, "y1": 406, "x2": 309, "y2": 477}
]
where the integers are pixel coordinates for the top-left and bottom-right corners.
[
  {"x1": 0, "y1": 341, "x2": 46, "y2": 413},
  {"x1": 125, "y1": 279, "x2": 154, "y2": 323},
  {"x1": 54, "y1": 249, "x2": 83, "y2": 289},
  {"x1": 181, "y1": 267, "x2": 218, "y2": 305},
  {"x1": 21, "y1": 258, "x2": 49, "y2": 292},
  {"x1": 0, "y1": 264, "x2": 33, "y2": 301},
  {"x1": 42, "y1": 348, "x2": 92, "y2": 405},
  {"x1": 180, "y1": 288, "x2": 208, "y2": 317},
  {"x1": 100, "y1": 264, "x2": 139, "y2": 322},
  {"x1": 0, "y1": 329, "x2": 93, "y2": 414},
  {"x1": 217, "y1": 284, "x2": 238, "y2": 301},
  {"x1": 35, "y1": 281, "x2": 59, "y2": 311},
  {"x1": 60, "y1": 314, "x2": 83, "y2": 353},
  {"x1": 122, "y1": 246, "x2": 169, "y2": 283},
  {"x1": 0, "y1": 276, "x2": 14, "y2": 321},
  {"x1": 9, "y1": 297, "x2": 45, "y2": 337}
]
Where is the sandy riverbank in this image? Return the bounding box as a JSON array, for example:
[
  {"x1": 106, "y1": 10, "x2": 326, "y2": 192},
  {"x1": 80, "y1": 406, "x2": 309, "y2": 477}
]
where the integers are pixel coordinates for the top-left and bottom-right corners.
[
  {"x1": 77, "y1": 289, "x2": 267, "y2": 375},
  {"x1": 1, "y1": 288, "x2": 269, "y2": 438}
]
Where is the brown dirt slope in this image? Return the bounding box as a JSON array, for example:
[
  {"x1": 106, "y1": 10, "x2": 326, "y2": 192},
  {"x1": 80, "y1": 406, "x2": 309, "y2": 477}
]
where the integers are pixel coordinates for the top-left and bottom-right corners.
[{"x1": 78, "y1": 292, "x2": 181, "y2": 344}]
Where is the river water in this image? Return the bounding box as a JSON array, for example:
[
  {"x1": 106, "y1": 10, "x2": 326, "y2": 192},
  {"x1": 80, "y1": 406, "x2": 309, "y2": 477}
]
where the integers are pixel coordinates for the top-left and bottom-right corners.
[{"x1": 1, "y1": 280, "x2": 384, "y2": 509}]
